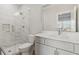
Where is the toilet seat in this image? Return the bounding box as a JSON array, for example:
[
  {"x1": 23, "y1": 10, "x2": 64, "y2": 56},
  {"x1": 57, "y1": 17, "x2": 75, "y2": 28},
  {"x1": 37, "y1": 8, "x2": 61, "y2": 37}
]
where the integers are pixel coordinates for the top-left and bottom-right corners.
[{"x1": 18, "y1": 43, "x2": 33, "y2": 49}]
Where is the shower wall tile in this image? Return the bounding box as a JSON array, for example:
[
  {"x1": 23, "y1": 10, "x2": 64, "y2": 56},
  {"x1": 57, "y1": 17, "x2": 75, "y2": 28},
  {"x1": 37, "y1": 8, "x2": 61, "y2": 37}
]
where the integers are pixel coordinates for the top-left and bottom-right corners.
[{"x1": 0, "y1": 4, "x2": 43, "y2": 47}]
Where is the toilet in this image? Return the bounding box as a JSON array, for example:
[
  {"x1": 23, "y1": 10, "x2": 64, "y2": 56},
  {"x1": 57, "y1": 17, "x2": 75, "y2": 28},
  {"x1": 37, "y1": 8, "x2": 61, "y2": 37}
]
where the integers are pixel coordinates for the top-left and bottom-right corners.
[
  {"x1": 2, "y1": 34, "x2": 35, "y2": 55},
  {"x1": 18, "y1": 34, "x2": 35, "y2": 55}
]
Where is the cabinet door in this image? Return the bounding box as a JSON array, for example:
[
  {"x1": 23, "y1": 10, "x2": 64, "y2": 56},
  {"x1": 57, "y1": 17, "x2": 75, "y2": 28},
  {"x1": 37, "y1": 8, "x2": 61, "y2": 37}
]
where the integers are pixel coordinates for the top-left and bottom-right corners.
[
  {"x1": 45, "y1": 39, "x2": 73, "y2": 52},
  {"x1": 35, "y1": 43, "x2": 50, "y2": 55},
  {"x1": 74, "y1": 44, "x2": 79, "y2": 54},
  {"x1": 35, "y1": 43, "x2": 40, "y2": 55},
  {"x1": 50, "y1": 47, "x2": 57, "y2": 55},
  {"x1": 57, "y1": 49, "x2": 75, "y2": 55},
  {"x1": 35, "y1": 43, "x2": 56, "y2": 55}
]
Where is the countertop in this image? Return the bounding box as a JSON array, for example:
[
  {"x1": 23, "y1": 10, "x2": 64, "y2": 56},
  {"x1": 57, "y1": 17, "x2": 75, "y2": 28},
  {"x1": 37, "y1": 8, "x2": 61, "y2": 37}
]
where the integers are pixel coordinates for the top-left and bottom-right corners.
[{"x1": 35, "y1": 31, "x2": 79, "y2": 44}]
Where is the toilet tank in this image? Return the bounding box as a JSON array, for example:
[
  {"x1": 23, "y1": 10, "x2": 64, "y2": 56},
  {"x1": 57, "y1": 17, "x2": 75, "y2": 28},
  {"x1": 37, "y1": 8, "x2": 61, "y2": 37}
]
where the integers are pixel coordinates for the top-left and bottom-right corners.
[{"x1": 28, "y1": 35, "x2": 35, "y2": 43}]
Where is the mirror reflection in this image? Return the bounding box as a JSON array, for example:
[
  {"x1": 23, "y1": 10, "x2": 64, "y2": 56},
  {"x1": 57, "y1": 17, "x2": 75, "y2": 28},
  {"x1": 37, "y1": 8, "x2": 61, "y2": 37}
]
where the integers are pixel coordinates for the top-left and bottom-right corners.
[{"x1": 58, "y1": 9, "x2": 77, "y2": 32}]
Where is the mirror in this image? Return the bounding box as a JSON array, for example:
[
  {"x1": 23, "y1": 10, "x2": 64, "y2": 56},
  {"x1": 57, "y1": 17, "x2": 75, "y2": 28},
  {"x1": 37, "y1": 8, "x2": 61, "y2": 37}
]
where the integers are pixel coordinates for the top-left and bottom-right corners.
[{"x1": 57, "y1": 7, "x2": 77, "y2": 32}]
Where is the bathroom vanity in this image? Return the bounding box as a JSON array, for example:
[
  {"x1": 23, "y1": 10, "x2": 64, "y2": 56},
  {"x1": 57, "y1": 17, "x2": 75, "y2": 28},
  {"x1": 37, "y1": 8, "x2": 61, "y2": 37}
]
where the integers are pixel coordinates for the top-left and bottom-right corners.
[{"x1": 35, "y1": 31, "x2": 79, "y2": 55}]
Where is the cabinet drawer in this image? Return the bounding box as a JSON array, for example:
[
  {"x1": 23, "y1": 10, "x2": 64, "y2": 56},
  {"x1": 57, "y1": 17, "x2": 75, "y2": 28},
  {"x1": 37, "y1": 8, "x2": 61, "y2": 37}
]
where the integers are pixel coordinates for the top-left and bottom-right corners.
[
  {"x1": 74, "y1": 44, "x2": 79, "y2": 54},
  {"x1": 35, "y1": 43, "x2": 40, "y2": 55},
  {"x1": 57, "y1": 49, "x2": 75, "y2": 55},
  {"x1": 45, "y1": 39, "x2": 74, "y2": 52},
  {"x1": 35, "y1": 37, "x2": 45, "y2": 44}
]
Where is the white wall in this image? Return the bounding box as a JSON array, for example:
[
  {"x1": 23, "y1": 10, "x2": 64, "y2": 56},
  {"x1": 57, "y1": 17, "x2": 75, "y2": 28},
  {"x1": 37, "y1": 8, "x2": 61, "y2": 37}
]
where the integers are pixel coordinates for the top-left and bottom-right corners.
[
  {"x1": 77, "y1": 5, "x2": 79, "y2": 31},
  {"x1": 0, "y1": 4, "x2": 43, "y2": 47},
  {"x1": 28, "y1": 4, "x2": 43, "y2": 34},
  {"x1": 0, "y1": 4, "x2": 17, "y2": 47},
  {"x1": 42, "y1": 4, "x2": 76, "y2": 31}
]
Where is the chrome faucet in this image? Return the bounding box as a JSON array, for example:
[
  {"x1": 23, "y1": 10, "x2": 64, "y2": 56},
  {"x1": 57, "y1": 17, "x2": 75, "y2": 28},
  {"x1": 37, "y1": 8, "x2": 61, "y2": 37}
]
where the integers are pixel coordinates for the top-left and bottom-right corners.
[{"x1": 58, "y1": 28, "x2": 63, "y2": 35}]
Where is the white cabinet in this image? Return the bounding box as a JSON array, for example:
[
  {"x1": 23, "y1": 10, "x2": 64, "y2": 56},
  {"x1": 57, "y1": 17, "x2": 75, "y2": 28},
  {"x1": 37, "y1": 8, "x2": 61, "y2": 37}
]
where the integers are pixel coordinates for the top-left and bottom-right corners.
[
  {"x1": 35, "y1": 37, "x2": 77, "y2": 55},
  {"x1": 74, "y1": 44, "x2": 79, "y2": 54},
  {"x1": 35, "y1": 43, "x2": 50, "y2": 55},
  {"x1": 35, "y1": 43, "x2": 56, "y2": 55},
  {"x1": 50, "y1": 47, "x2": 56, "y2": 55},
  {"x1": 57, "y1": 49, "x2": 75, "y2": 55},
  {"x1": 35, "y1": 42, "x2": 75, "y2": 55},
  {"x1": 45, "y1": 39, "x2": 74, "y2": 52}
]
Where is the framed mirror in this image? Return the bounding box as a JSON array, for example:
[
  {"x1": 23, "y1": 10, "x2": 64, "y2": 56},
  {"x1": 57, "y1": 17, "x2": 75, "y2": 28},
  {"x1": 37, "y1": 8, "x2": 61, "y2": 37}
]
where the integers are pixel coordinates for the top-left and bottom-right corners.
[{"x1": 57, "y1": 6, "x2": 77, "y2": 32}]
